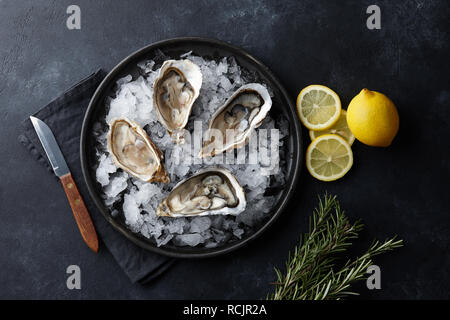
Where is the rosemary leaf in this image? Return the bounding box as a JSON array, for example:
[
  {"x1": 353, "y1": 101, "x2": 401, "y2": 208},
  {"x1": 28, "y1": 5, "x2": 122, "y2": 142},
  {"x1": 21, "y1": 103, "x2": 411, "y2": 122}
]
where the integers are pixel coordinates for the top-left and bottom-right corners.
[{"x1": 268, "y1": 193, "x2": 403, "y2": 300}]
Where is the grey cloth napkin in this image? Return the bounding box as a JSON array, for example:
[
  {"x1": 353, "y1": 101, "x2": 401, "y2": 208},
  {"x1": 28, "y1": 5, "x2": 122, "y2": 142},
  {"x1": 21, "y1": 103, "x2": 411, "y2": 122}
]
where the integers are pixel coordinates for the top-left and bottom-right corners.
[{"x1": 18, "y1": 70, "x2": 175, "y2": 284}]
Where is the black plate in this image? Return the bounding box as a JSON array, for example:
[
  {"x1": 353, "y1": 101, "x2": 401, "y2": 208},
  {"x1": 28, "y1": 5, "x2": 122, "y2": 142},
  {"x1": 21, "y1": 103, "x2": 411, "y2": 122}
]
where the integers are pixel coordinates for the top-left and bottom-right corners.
[{"x1": 80, "y1": 37, "x2": 302, "y2": 258}]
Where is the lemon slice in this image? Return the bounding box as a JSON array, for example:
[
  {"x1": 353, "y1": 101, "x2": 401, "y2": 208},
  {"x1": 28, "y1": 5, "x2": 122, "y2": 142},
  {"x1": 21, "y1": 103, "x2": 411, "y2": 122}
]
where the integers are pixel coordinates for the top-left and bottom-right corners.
[
  {"x1": 306, "y1": 134, "x2": 353, "y2": 181},
  {"x1": 309, "y1": 110, "x2": 355, "y2": 145},
  {"x1": 297, "y1": 85, "x2": 341, "y2": 130}
]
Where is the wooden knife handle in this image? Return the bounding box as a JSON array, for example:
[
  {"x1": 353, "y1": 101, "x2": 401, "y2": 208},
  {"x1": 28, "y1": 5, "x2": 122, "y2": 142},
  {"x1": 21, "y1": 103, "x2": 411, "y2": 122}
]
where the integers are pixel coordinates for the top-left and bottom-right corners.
[{"x1": 60, "y1": 173, "x2": 99, "y2": 253}]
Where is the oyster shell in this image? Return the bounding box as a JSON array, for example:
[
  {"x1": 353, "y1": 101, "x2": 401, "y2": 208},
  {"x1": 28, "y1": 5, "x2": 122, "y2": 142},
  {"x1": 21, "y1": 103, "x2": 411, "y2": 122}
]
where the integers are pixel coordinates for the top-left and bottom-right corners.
[
  {"x1": 156, "y1": 168, "x2": 246, "y2": 217},
  {"x1": 107, "y1": 118, "x2": 169, "y2": 183},
  {"x1": 153, "y1": 59, "x2": 202, "y2": 143},
  {"x1": 200, "y1": 83, "x2": 272, "y2": 157}
]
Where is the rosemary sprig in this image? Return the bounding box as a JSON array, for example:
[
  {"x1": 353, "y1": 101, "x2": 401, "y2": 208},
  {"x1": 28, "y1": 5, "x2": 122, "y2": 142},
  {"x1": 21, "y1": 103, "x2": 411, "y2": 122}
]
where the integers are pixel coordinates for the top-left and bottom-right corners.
[{"x1": 269, "y1": 194, "x2": 403, "y2": 300}]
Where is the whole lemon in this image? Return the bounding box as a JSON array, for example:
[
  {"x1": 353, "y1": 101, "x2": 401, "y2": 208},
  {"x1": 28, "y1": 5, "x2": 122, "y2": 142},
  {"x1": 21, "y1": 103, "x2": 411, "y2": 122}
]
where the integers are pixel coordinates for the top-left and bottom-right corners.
[{"x1": 347, "y1": 89, "x2": 399, "y2": 147}]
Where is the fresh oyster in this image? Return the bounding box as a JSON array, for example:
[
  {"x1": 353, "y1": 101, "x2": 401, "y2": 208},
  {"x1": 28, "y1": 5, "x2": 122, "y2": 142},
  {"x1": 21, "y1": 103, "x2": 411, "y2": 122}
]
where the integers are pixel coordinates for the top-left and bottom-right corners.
[
  {"x1": 107, "y1": 118, "x2": 169, "y2": 183},
  {"x1": 156, "y1": 168, "x2": 246, "y2": 217},
  {"x1": 153, "y1": 59, "x2": 202, "y2": 143},
  {"x1": 200, "y1": 83, "x2": 272, "y2": 157}
]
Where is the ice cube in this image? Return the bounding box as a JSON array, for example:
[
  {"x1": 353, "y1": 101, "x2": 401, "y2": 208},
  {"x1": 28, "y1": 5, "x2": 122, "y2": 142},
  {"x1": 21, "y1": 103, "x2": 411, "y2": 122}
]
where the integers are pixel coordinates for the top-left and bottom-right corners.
[
  {"x1": 189, "y1": 217, "x2": 212, "y2": 233},
  {"x1": 117, "y1": 75, "x2": 132, "y2": 85},
  {"x1": 156, "y1": 233, "x2": 174, "y2": 247},
  {"x1": 123, "y1": 193, "x2": 141, "y2": 226},
  {"x1": 219, "y1": 76, "x2": 233, "y2": 92},
  {"x1": 104, "y1": 172, "x2": 128, "y2": 198},
  {"x1": 233, "y1": 228, "x2": 245, "y2": 239},
  {"x1": 175, "y1": 233, "x2": 204, "y2": 247},
  {"x1": 96, "y1": 154, "x2": 117, "y2": 186}
]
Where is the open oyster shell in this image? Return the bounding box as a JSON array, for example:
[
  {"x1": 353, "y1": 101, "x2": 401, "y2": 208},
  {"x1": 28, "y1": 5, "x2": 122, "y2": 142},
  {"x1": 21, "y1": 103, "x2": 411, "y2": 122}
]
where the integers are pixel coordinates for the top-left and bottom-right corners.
[
  {"x1": 107, "y1": 117, "x2": 169, "y2": 183},
  {"x1": 200, "y1": 83, "x2": 272, "y2": 157},
  {"x1": 153, "y1": 59, "x2": 202, "y2": 143},
  {"x1": 156, "y1": 168, "x2": 246, "y2": 218}
]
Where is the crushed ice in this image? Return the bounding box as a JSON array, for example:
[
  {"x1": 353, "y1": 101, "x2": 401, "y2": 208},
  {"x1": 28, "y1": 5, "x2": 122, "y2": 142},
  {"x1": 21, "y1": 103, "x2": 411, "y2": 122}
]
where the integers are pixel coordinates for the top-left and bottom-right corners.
[{"x1": 94, "y1": 52, "x2": 288, "y2": 248}]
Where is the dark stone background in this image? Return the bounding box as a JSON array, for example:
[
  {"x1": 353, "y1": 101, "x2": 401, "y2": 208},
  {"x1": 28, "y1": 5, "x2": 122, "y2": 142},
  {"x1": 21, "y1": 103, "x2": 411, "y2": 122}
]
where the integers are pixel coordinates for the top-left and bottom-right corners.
[{"x1": 0, "y1": 0, "x2": 449, "y2": 299}]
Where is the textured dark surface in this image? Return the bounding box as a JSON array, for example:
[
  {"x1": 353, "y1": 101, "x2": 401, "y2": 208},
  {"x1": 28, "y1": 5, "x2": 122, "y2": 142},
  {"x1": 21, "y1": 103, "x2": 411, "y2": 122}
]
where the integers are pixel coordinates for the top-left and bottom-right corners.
[{"x1": 0, "y1": 0, "x2": 449, "y2": 299}]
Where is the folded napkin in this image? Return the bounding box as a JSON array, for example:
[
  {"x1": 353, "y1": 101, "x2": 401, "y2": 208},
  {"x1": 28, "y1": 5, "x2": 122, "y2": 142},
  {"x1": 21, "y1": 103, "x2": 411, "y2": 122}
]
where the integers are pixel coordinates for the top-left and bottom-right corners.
[{"x1": 18, "y1": 70, "x2": 175, "y2": 284}]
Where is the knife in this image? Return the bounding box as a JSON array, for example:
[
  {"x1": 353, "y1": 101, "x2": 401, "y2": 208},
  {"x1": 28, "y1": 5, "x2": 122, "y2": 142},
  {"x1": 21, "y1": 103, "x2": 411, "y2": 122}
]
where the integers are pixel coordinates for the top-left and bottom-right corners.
[{"x1": 30, "y1": 116, "x2": 99, "y2": 253}]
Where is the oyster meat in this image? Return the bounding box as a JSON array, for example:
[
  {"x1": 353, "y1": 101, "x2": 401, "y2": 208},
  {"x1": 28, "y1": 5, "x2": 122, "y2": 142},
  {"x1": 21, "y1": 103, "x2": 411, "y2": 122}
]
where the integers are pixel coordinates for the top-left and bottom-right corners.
[
  {"x1": 153, "y1": 59, "x2": 202, "y2": 143},
  {"x1": 107, "y1": 118, "x2": 169, "y2": 183},
  {"x1": 200, "y1": 83, "x2": 272, "y2": 157},
  {"x1": 156, "y1": 168, "x2": 246, "y2": 217}
]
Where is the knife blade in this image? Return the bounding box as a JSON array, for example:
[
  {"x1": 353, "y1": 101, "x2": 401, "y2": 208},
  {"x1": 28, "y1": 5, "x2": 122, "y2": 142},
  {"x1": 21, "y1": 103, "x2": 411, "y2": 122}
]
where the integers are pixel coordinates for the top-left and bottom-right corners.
[{"x1": 30, "y1": 116, "x2": 99, "y2": 253}]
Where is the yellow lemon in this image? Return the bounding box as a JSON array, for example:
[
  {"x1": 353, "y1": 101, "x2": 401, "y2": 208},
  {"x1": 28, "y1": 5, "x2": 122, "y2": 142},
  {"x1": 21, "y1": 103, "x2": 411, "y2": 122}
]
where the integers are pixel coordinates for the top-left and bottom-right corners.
[
  {"x1": 296, "y1": 85, "x2": 341, "y2": 130},
  {"x1": 309, "y1": 110, "x2": 355, "y2": 146},
  {"x1": 347, "y1": 89, "x2": 399, "y2": 147},
  {"x1": 306, "y1": 134, "x2": 353, "y2": 182}
]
